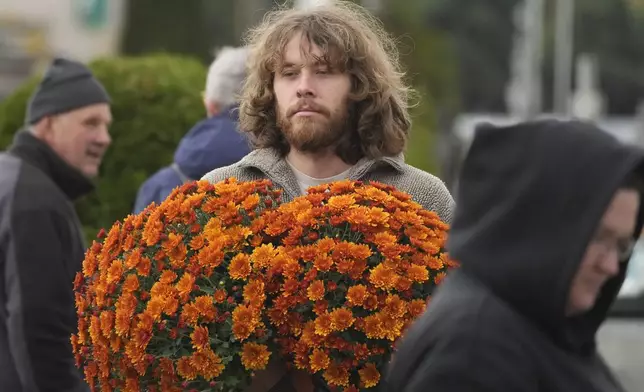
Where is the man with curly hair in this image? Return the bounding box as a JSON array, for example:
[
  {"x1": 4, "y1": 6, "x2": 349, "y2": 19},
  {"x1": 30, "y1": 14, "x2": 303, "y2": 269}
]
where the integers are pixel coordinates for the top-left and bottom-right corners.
[{"x1": 202, "y1": 1, "x2": 454, "y2": 224}]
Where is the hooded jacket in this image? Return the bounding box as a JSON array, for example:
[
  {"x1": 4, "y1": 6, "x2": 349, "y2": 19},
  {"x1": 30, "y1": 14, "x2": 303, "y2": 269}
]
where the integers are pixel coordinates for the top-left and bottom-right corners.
[
  {"x1": 385, "y1": 120, "x2": 644, "y2": 392},
  {"x1": 133, "y1": 106, "x2": 250, "y2": 213}
]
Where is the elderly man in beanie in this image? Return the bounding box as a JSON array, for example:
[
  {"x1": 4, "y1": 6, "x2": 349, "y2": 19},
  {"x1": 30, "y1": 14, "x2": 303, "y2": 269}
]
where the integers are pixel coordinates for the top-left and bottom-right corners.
[{"x1": 0, "y1": 57, "x2": 111, "y2": 392}]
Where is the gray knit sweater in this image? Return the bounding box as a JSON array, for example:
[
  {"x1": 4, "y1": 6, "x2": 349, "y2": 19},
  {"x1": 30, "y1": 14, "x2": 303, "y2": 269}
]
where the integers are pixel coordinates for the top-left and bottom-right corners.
[{"x1": 201, "y1": 148, "x2": 455, "y2": 223}]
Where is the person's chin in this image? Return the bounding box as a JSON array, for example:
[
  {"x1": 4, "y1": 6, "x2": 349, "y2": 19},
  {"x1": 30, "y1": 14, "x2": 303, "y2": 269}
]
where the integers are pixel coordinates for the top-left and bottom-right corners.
[
  {"x1": 568, "y1": 296, "x2": 597, "y2": 316},
  {"x1": 81, "y1": 164, "x2": 100, "y2": 178},
  {"x1": 581, "y1": 298, "x2": 597, "y2": 313}
]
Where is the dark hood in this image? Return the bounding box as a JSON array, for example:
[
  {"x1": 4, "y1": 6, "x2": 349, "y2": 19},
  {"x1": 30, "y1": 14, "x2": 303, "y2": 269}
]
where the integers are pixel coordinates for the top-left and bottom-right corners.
[
  {"x1": 448, "y1": 119, "x2": 644, "y2": 353},
  {"x1": 174, "y1": 105, "x2": 251, "y2": 180}
]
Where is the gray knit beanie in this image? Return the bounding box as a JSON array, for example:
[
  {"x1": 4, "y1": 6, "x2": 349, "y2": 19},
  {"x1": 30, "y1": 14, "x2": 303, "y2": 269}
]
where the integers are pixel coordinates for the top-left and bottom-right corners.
[{"x1": 26, "y1": 57, "x2": 111, "y2": 125}]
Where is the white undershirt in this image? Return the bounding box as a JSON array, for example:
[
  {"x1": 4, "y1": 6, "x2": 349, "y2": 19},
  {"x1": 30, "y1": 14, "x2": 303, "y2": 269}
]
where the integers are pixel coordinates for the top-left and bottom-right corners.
[{"x1": 286, "y1": 159, "x2": 354, "y2": 195}]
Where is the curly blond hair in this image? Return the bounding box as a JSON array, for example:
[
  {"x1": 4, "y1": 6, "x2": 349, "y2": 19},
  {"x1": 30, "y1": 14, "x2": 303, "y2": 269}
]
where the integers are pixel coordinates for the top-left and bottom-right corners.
[{"x1": 239, "y1": 1, "x2": 413, "y2": 163}]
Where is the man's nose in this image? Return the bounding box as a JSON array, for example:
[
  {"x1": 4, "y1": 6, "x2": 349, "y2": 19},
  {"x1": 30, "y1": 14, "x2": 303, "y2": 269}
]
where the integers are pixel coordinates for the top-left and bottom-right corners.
[
  {"x1": 97, "y1": 125, "x2": 112, "y2": 147},
  {"x1": 599, "y1": 252, "x2": 620, "y2": 277},
  {"x1": 296, "y1": 71, "x2": 315, "y2": 98}
]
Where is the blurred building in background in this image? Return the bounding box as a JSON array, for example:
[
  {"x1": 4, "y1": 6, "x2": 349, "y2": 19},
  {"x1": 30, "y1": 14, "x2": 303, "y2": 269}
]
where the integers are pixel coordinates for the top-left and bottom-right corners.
[{"x1": 0, "y1": 0, "x2": 126, "y2": 98}]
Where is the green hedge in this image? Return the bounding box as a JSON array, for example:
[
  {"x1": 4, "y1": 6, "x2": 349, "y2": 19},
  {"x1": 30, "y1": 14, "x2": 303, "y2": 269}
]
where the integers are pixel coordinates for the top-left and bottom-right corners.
[{"x1": 0, "y1": 54, "x2": 208, "y2": 241}]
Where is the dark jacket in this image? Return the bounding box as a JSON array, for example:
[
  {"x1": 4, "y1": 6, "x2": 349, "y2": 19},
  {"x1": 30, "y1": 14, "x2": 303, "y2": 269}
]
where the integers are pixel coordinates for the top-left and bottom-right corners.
[
  {"x1": 385, "y1": 120, "x2": 644, "y2": 392},
  {"x1": 0, "y1": 130, "x2": 92, "y2": 392},
  {"x1": 133, "y1": 106, "x2": 250, "y2": 213}
]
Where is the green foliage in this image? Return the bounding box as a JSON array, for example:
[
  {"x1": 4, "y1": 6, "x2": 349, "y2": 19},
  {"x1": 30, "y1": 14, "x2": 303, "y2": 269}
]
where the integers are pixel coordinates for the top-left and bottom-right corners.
[
  {"x1": 0, "y1": 78, "x2": 39, "y2": 148},
  {"x1": 378, "y1": 0, "x2": 459, "y2": 173},
  {"x1": 405, "y1": 90, "x2": 440, "y2": 174},
  {"x1": 0, "y1": 54, "x2": 208, "y2": 240},
  {"x1": 121, "y1": 0, "x2": 214, "y2": 63}
]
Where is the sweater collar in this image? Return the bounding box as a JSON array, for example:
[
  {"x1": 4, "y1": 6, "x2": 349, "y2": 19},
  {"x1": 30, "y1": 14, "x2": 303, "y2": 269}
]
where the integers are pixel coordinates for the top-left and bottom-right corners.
[
  {"x1": 236, "y1": 148, "x2": 405, "y2": 198},
  {"x1": 9, "y1": 130, "x2": 95, "y2": 201}
]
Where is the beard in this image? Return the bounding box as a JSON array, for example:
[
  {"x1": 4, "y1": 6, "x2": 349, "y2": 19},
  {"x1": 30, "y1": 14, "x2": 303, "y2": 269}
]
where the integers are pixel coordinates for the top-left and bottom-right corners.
[{"x1": 277, "y1": 99, "x2": 352, "y2": 153}]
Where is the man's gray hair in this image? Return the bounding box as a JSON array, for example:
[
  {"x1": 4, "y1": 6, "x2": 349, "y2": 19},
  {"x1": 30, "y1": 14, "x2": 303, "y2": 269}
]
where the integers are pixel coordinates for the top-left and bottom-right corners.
[{"x1": 204, "y1": 46, "x2": 249, "y2": 108}]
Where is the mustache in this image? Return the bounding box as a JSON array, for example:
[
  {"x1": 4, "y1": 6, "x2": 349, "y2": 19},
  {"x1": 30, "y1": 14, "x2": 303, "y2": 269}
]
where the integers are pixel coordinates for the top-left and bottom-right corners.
[{"x1": 286, "y1": 100, "x2": 331, "y2": 117}]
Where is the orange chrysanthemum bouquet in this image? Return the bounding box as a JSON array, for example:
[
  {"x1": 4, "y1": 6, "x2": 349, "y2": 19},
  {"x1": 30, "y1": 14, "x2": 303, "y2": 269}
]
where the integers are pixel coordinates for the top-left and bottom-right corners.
[
  {"x1": 253, "y1": 180, "x2": 457, "y2": 391},
  {"x1": 72, "y1": 178, "x2": 456, "y2": 392},
  {"x1": 72, "y1": 179, "x2": 283, "y2": 392}
]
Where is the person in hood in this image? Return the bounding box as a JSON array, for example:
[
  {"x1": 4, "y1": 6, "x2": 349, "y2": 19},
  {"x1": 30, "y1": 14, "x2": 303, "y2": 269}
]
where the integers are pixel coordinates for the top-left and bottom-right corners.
[
  {"x1": 385, "y1": 119, "x2": 644, "y2": 392},
  {"x1": 133, "y1": 46, "x2": 251, "y2": 213},
  {"x1": 0, "y1": 57, "x2": 112, "y2": 391}
]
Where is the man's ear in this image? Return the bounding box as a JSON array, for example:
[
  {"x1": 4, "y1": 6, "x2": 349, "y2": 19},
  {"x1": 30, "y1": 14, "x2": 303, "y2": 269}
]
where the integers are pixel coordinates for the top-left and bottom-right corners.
[
  {"x1": 204, "y1": 99, "x2": 221, "y2": 118},
  {"x1": 31, "y1": 116, "x2": 53, "y2": 138}
]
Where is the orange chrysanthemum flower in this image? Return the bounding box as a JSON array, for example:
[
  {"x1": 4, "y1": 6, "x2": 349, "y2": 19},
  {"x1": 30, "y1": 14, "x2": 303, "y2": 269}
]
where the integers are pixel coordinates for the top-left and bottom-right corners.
[
  {"x1": 307, "y1": 280, "x2": 325, "y2": 301},
  {"x1": 408, "y1": 298, "x2": 428, "y2": 317},
  {"x1": 240, "y1": 342, "x2": 271, "y2": 370},
  {"x1": 358, "y1": 363, "x2": 380, "y2": 388},
  {"x1": 362, "y1": 314, "x2": 384, "y2": 339},
  {"x1": 181, "y1": 303, "x2": 200, "y2": 326},
  {"x1": 313, "y1": 254, "x2": 334, "y2": 272},
  {"x1": 314, "y1": 313, "x2": 333, "y2": 337},
  {"x1": 232, "y1": 305, "x2": 259, "y2": 341},
  {"x1": 329, "y1": 308, "x2": 354, "y2": 332},
  {"x1": 106, "y1": 260, "x2": 124, "y2": 286},
  {"x1": 99, "y1": 311, "x2": 115, "y2": 339},
  {"x1": 190, "y1": 326, "x2": 210, "y2": 351},
  {"x1": 159, "y1": 270, "x2": 178, "y2": 285},
  {"x1": 368, "y1": 264, "x2": 398, "y2": 290},
  {"x1": 346, "y1": 285, "x2": 368, "y2": 307},
  {"x1": 243, "y1": 279, "x2": 266, "y2": 307},
  {"x1": 323, "y1": 363, "x2": 350, "y2": 387},
  {"x1": 406, "y1": 264, "x2": 429, "y2": 283},
  {"x1": 193, "y1": 296, "x2": 216, "y2": 322},
  {"x1": 242, "y1": 193, "x2": 261, "y2": 211},
  {"x1": 176, "y1": 357, "x2": 197, "y2": 381},
  {"x1": 327, "y1": 194, "x2": 356, "y2": 211},
  {"x1": 250, "y1": 244, "x2": 278, "y2": 269},
  {"x1": 228, "y1": 253, "x2": 252, "y2": 280},
  {"x1": 213, "y1": 289, "x2": 227, "y2": 303},
  {"x1": 121, "y1": 274, "x2": 139, "y2": 293},
  {"x1": 190, "y1": 348, "x2": 224, "y2": 380},
  {"x1": 175, "y1": 272, "x2": 195, "y2": 302},
  {"x1": 309, "y1": 349, "x2": 330, "y2": 372}
]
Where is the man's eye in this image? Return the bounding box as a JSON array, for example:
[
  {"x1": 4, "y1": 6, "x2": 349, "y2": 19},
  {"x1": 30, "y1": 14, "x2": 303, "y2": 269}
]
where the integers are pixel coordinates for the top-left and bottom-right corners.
[{"x1": 84, "y1": 119, "x2": 101, "y2": 127}]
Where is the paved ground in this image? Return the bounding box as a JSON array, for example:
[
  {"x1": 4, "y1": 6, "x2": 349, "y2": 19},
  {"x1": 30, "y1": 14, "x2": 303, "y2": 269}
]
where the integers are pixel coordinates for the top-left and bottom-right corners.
[{"x1": 597, "y1": 319, "x2": 644, "y2": 392}]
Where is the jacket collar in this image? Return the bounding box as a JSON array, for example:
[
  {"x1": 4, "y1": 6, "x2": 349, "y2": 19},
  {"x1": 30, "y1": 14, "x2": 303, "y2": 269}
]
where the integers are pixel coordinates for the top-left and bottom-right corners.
[
  {"x1": 236, "y1": 148, "x2": 405, "y2": 198},
  {"x1": 8, "y1": 129, "x2": 95, "y2": 201}
]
